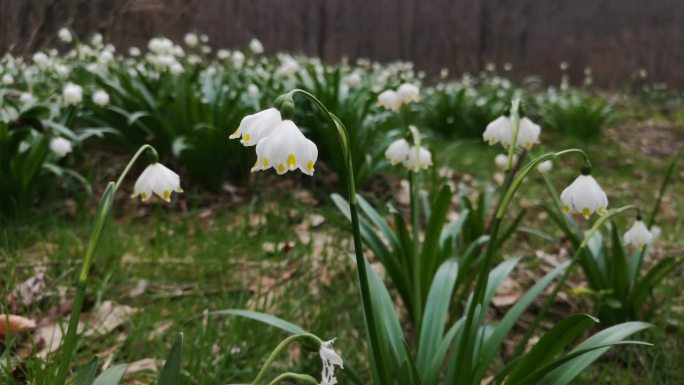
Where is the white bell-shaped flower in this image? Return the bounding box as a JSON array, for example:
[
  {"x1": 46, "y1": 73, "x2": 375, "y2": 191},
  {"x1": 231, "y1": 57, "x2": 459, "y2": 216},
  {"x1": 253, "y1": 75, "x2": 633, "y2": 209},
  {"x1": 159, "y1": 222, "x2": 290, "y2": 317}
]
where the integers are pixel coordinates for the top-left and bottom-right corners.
[
  {"x1": 231, "y1": 51, "x2": 245, "y2": 68},
  {"x1": 92, "y1": 90, "x2": 110, "y2": 106},
  {"x1": 247, "y1": 84, "x2": 260, "y2": 98},
  {"x1": 385, "y1": 139, "x2": 411, "y2": 165},
  {"x1": 249, "y1": 38, "x2": 264, "y2": 54},
  {"x1": 252, "y1": 120, "x2": 318, "y2": 176},
  {"x1": 184, "y1": 33, "x2": 198, "y2": 48},
  {"x1": 494, "y1": 153, "x2": 518, "y2": 170},
  {"x1": 483, "y1": 115, "x2": 510, "y2": 146},
  {"x1": 623, "y1": 218, "x2": 652, "y2": 250},
  {"x1": 396, "y1": 83, "x2": 420, "y2": 105},
  {"x1": 58, "y1": 28, "x2": 73, "y2": 43},
  {"x1": 378, "y1": 90, "x2": 400, "y2": 112},
  {"x1": 50, "y1": 137, "x2": 73, "y2": 157},
  {"x1": 560, "y1": 172, "x2": 608, "y2": 219},
  {"x1": 230, "y1": 108, "x2": 281, "y2": 146},
  {"x1": 516, "y1": 117, "x2": 542, "y2": 149},
  {"x1": 319, "y1": 339, "x2": 343, "y2": 385},
  {"x1": 63, "y1": 83, "x2": 83, "y2": 105},
  {"x1": 405, "y1": 146, "x2": 432, "y2": 172},
  {"x1": 2, "y1": 74, "x2": 13, "y2": 85},
  {"x1": 131, "y1": 163, "x2": 183, "y2": 202},
  {"x1": 537, "y1": 159, "x2": 553, "y2": 173}
]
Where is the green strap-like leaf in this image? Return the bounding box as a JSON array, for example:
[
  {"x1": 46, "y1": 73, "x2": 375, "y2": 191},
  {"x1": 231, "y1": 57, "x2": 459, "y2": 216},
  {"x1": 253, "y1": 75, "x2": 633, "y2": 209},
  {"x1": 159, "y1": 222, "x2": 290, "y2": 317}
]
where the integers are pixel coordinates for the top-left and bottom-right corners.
[
  {"x1": 416, "y1": 258, "x2": 459, "y2": 374},
  {"x1": 92, "y1": 364, "x2": 128, "y2": 385},
  {"x1": 156, "y1": 333, "x2": 183, "y2": 385},
  {"x1": 505, "y1": 314, "x2": 598, "y2": 384},
  {"x1": 74, "y1": 358, "x2": 99, "y2": 385}
]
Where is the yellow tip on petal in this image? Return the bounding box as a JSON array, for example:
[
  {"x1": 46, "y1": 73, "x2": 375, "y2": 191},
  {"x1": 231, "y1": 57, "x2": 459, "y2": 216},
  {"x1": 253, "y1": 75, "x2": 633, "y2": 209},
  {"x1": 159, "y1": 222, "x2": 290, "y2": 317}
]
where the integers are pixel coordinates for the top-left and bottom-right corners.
[
  {"x1": 307, "y1": 160, "x2": 314, "y2": 171},
  {"x1": 287, "y1": 154, "x2": 296, "y2": 169},
  {"x1": 277, "y1": 164, "x2": 286, "y2": 174},
  {"x1": 140, "y1": 192, "x2": 148, "y2": 201},
  {"x1": 163, "y1": 190, "x2": 171, "y2": 201},
  {"x1": 263, "y1": 158, "x2": 269, "y2": 168},
  {"x1": 562, "y1": 205, "x2": 570, "y2": 214},
  {"x1": 241, "y1": 133, "x2": 250, "y2": 144},
  {"x1": 582, "y1": 207, "x2": 591, "y2": 219},
  {"x1": 229, "y1": 129, "x2": 240, "y2": 139}
]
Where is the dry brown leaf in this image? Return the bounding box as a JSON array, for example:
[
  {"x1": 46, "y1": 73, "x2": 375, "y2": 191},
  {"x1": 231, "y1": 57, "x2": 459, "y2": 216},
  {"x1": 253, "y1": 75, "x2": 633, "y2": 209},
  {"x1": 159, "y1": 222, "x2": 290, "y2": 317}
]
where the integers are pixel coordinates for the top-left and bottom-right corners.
[
  {"x1": 84, "y1": 301, "x2": 138, "y2": 337},
  {"x1": 7, "y1": 273, "x2": 48, "y2": 309},
  {"x1": 125, "y1": 358, "x2": 161, "y2": 378},
  {"x1": 0, "y1": 314, "x2": 36, "y2": 336}
]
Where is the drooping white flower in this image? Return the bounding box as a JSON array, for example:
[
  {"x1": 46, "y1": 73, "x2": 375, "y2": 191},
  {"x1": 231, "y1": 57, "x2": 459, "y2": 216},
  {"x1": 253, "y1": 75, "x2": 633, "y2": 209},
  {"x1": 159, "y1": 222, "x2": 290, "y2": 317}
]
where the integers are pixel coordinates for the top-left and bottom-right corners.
[
  {"x1": 20, "y1": 92, "x2": 34, "y2": 104},
  {"x1": 58, "y1": 28, "x2": 72, "y2": 43},
  {"x1": 187, "y1": 54, "x2": 201, "y2": 65},
  {"x1": 231, "y1": 51, "x2": 245, "y2": 68},
  {"x1": 405, "y1": 146, "x2": 432, "y2": 172},
  {"x1": 129, "y1": 46, "x2": 141, "y2": 57},
  {"x1": 560, "y1": 172, "x2": 608, "y2": 219},
  {"x1": 92, "y1": 90, "x2": 110, "y2": 106},
  {"x1": 230, "y1": 108, "x2": 282, "y2": 146},
  {"x1": 131, "y1": 163, "x2": 183, "y2": 202},
  {"x1": 54, "y1": 64, "x2": 70, "y2": 77},
  {"x1": 377, "y1": 90, "x2": 400, "y2": 112},
  {"x1": 91, "y1": 33, "x2": 103, "y2": 47},
  {"x1": 62, "y1": 83, "x2": 83, "y2": 105},
  {"x1": 49, "y1": 137, "x2": 72, "y2": 157},
  {"x1": 483, "y1": 116, "x2": 510, "y2": 146},
  {"x1": 537, "y1": 159, "x2": 553, "y2": 173},
  {"x1": 346, "y1": 72, "x2": 362, "y2": 88},
  {"x1": 99, "y1": 50, "x2": 114, "y2": 64},
  {"x1": 494, "y1": 153, "x2": 518, "y2": 170},
  {"x1": 247, "y1": 84, "x2": 260, "y2": 98},
  {"x1": 396, "y1": 83, "x2": 420, "y2": 105},
  {"x1": 319, "y1": 339, "x2": 343, "y2": 385},
  {"x1": 2, "y1": 73, "x2": 13, "y2": 85},
  {"x1": 275, "y1": 55, "x2": 301, "y2": 78},
  {"x1": 32, "y1": 52, "x2": 50, "y2": 68},
  {"x1": 385, "y1": 139, "x2": 411, "y2": 165},
  {"x1": 169, "y1": 62, "x2": 184, "y2": 75},
  {"x1": 516, "y1": 117, "x2": 542, "y2": 149},
  {"x1": 184, "y1": 33, "x2": 198, "y2": 47},
  {"x1": 217, "y1": 49, "x2": 231, "y2": 60},
  {"x1": 482, "y1": 115, "x2": 541, "y2": 149},
  {"x1": 148, "y1": 37, "x2": 174, "y2": 55},
  {"x1": 251, "y1": 120, "x2": 318, "y2": 176},
  {"x1": 623, "y1": 218, "x2": 652, "y2": 250},
  {"x1": 249, "y1": 38, "x2": 264, "y2": 54}
]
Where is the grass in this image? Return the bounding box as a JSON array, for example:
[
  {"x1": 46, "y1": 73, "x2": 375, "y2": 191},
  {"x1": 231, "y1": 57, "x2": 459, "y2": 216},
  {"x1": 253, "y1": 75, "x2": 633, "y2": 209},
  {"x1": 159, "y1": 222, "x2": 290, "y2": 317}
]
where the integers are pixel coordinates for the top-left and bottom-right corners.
[{"x1": 1, "y1": 118, "x2": 683, "y2": 384}]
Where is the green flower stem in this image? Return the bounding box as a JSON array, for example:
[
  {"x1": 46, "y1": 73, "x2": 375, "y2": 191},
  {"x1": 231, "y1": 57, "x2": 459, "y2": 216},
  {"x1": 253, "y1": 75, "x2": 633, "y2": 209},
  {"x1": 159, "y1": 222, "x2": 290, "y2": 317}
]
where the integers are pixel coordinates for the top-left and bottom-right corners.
[
  {"x1": 408, "y1": 171, "x2": 422, "y2": 328},
  {"x1": 647, "y1": 145, "x2": 683, "y2": 227},
  {"x1": 53, "y1": 145, "x2": 157, "y2": 385},
  {"x1": 454, "y1": 98, "x2": 523, "y2": 383},
  {"x1": 287, "y1": 89, "x2": 390, "y2": 384},
  {"x1": 251, "y1": 333, "x2": 322, "y2": 385},
  {"x1": 266, "y1": 372, "x2": 319, "y2": 385},
  {"x1": 506, "y1": 98, "x2": 521, "y2": 170},
  {"x1": 114, "y1": 144, "x2": 158, "y2": 190},
  {"x1": 510, "y1": 205, "x2": 637, "y2": 360},
  {"x1": 408, "y1": 119, "x2": 422, "y2": 328}
]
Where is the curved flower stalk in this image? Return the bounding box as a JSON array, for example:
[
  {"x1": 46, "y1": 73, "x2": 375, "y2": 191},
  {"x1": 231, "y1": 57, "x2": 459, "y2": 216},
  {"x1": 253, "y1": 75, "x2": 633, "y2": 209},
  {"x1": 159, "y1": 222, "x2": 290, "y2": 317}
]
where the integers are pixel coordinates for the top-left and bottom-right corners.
[
  {"x1": 54, "y1": 145, "x2": 181, "y2": 385},
  {"x1": 248, "y1": 332, "x2": 342, "y2": 385},
  {"x1": 231, "y1": 89, "x2": 388, "y2": 384}
]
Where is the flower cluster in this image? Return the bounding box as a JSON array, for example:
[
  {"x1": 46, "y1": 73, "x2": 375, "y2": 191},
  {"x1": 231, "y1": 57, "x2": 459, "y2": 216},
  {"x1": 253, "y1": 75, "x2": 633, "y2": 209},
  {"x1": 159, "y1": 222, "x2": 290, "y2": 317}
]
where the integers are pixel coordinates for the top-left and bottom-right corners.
[
  {"x1": 230, "y1": 108, "x2": 318, "y2": 175},
  {"x1": 483, "y1": 114, "x2": 541, "y2": 149},
  {"x1": 377, "y1": 83, "x2": 420, "y2": 112},
  {"x1": 385, "y1": 136, "x2": 433, "y2": 172}
]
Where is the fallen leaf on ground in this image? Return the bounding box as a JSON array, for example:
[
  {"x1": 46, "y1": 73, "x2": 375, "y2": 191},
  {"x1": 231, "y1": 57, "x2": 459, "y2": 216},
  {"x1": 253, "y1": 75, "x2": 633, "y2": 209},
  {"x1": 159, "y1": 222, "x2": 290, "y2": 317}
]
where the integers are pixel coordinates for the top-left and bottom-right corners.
[
  {"x1": 0, "y1": 314, "x2": 36, "y2": 336},
  {"x1": 84, "y1": 301, "x2": 138, "y2": 336}
]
